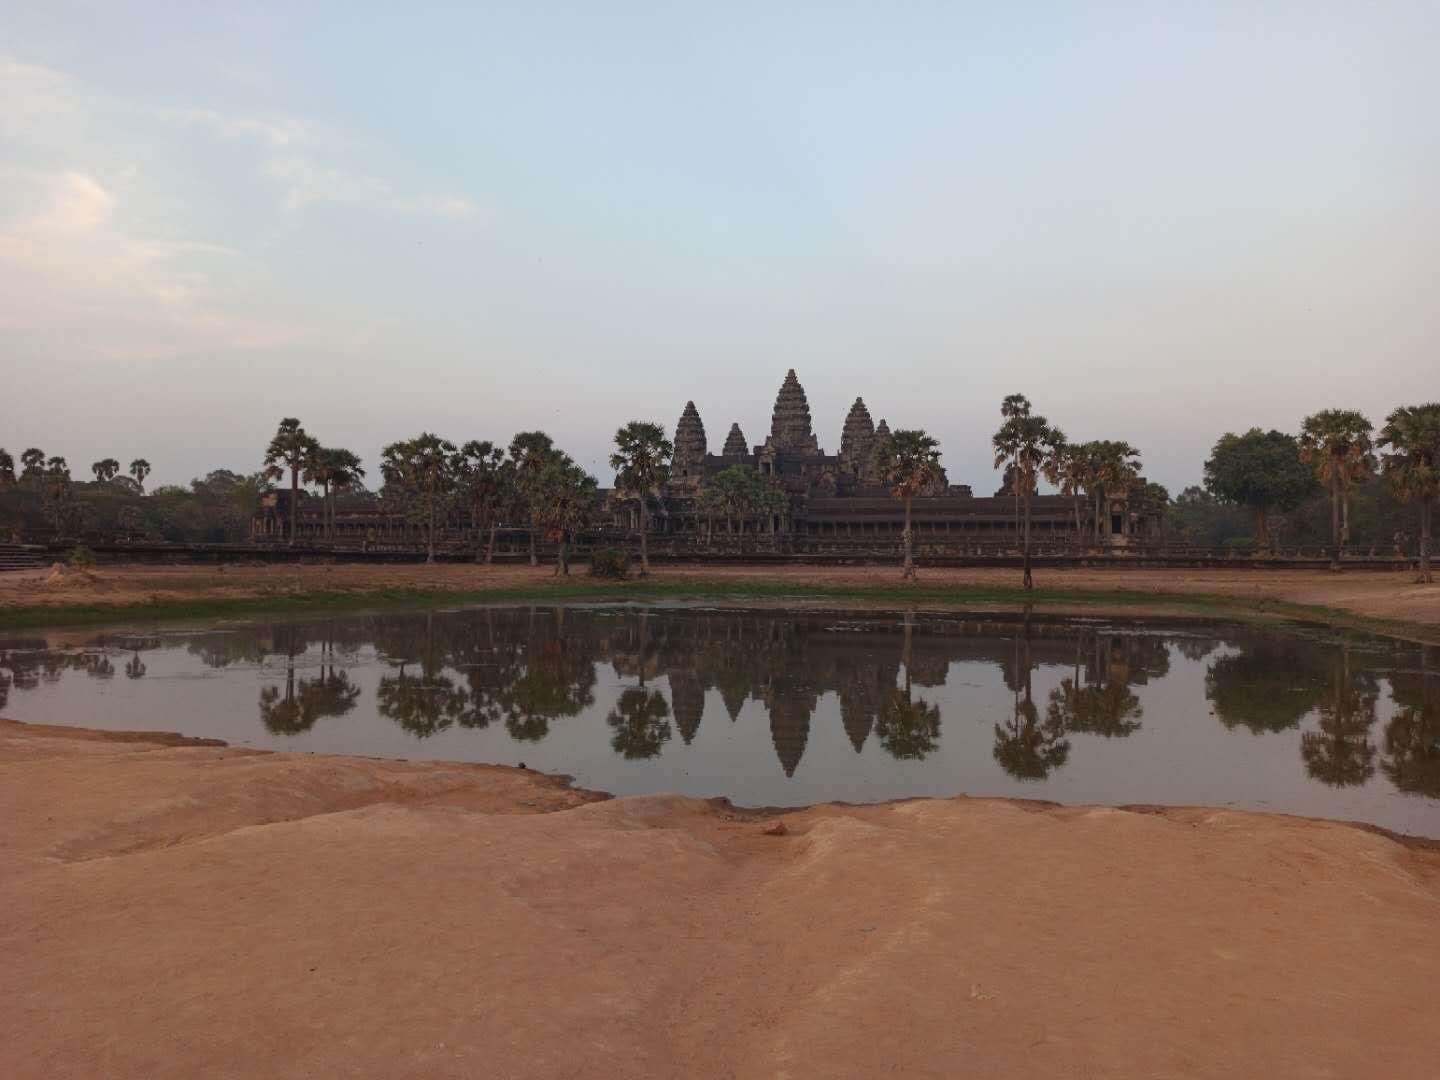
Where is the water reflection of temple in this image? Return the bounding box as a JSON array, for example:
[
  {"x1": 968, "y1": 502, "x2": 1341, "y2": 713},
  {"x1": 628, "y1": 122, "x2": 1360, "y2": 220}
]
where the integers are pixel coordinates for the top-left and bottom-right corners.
[{"x1": 2, "y1": 619, "x2": 1436, "y2": 796}]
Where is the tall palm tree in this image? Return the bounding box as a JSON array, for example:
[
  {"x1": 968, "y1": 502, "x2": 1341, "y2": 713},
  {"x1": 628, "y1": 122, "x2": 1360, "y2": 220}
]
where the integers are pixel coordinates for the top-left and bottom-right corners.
[
  {"x1": 1047, "y1": 442, "x2": 1091, "y2": 543},
  {"x1": 380, "y1": 433, "x2": 457, "y2": 564},
  {"x1": 325, "y1": 448, "x2": 365, "y2": 540},
  {"x1": 304, "y1": 447, "x2": 364, "y2": 540},
  {"x1": 879, "y1": 429, "x2": 943, "y2": 580},
  {"x1": 1378, "y1": 403, "x2": 1440, "y2": 583},
  {"x1": 0, "y1": 448, "x2": 15, "y2": 489},
  {"x1": 1299, "y1": 409, "x2": 1375, "y2": 570},
  {"x1": 993, "y1": 396, "x2": 1065, "y2": 589},
  {"x1": 128, "y1": 458, "x2": 151, "y2": 493},
  {"x1": 90, "y1": 458, "x2": 121, "y2": 484},
  {"x1": 263, "y1": 419, "x2": 320, "y2": 546},
  {"x1": 458, "y1": 440, "x2": 509, "y2": 563},
  {"x1": 533, "y1": 452, "x2": 596, "y2": 576},
  {"x1": 508, "y1": 431, "x2": 555, "y2": 566},
  {"x1": 1091, "y1": 441, "x2": 1142, "y2": 542},
  {"x1": 610, "y1": 421, "x2": 673, "y2": 576}
]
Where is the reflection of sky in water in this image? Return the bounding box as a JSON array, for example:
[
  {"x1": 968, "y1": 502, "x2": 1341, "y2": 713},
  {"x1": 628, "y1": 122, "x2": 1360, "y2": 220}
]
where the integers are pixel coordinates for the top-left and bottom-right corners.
[{"x1": 2, "y1": 607, "x2": 1437, "y2": 837}]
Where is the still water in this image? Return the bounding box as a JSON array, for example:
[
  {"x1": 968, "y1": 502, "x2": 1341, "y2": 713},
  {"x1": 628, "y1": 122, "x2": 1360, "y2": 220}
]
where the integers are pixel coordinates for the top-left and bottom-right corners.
[{"x1": 3, "y1": 606, "x2": 1438, "y2": 836}]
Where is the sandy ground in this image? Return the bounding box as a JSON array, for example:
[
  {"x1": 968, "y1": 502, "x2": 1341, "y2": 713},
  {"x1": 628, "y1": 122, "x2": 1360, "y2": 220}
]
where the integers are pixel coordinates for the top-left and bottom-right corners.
[
  {"x1": 3, "y1": 721, "x2": 1438, "y2": 1079},
  {"x1": 3, "y1": 561, "x2": 1438, "y2": 632}
]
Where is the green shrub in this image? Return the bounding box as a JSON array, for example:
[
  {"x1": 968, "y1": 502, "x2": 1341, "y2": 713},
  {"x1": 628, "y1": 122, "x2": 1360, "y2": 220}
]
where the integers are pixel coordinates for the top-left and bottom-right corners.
[
  {"x1": 67, "y1": 544, "x2": 96, "y2": 569},
  {"x1": 588, "y1": 546, "x2": 630, "y2": 580}
]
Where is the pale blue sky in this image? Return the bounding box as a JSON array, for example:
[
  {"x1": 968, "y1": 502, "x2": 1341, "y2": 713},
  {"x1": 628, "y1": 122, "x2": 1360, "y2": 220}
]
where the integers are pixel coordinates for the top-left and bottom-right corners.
[{"x1": 3, "y1": 3, "x2": 1436, "y2": 491}]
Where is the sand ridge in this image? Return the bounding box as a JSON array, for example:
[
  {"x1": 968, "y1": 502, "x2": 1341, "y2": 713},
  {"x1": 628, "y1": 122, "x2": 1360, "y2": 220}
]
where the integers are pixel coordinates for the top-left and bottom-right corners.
[{"x1": 2, "y1": 721, "x2": 1438, "y2": 1078}]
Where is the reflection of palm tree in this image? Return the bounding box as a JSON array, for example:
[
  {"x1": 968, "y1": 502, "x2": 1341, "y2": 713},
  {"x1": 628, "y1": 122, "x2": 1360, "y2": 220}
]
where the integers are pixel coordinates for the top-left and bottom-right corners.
[
  {"x1": 259, "y1": 656, "x2": 306, "y2": 734},
  {"x1": 1206, "y1": 638, "x2": 1328, "y2": 734},
  {"x1": 607, "y1": 687, "x2": 672, "y2": 759},
  {"x1": 124, "y1": 652, "x2": 146, "y2": 679},
  {"x1": 376, "y1": 663, "x2": 465, "y2": 738},
  {"x1": 877, "y1": 690, "x2": 940, "y2": 760},
  {"x1": 875, "y1": 613, "x2": 941, "y2": 761},
  {"x1": 1380, "y1": 646, "x2": 1439, "y2": 797},
  {"x1": 1382, "y1": 707, "x2": 1440, "y2": 797},
  {"x1": 993, "y1": 622, "x2": 1069, "y2": 780},
  {"x1": 1300, "y1": 648, "x2": 1378, "y2": 788},
  {"x1": 299, "y1": 669, "x2": 361, "y2": 723},
  {"x1": 1046, "y1": 679, "x2": 1142, "y2": 738}
]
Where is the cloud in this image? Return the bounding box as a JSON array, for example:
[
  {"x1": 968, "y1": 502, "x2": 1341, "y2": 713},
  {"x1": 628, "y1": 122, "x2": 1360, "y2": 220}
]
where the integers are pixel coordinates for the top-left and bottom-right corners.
[
  {"x1": 166, "y1": 106, "x2": 310, "y2": 148},
  {"x1": 263, "y1": 155, "x2": 482, "y2": 219},
  {"x1": 25, "y1": 171, "x2": 116, "y2": 233}
]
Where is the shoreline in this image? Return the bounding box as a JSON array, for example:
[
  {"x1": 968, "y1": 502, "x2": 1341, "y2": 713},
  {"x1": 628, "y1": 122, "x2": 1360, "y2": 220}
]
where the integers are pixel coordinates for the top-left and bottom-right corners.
[
  {"x1": 4, "y1": 718, "x2": 1438, "y2": 1078},
  {"x1": 7, "y1": 717, "x2": 1439, "y2": 852},
  {"x1": 3, "y1": 561, "x2": 1439, "y2": 642}
]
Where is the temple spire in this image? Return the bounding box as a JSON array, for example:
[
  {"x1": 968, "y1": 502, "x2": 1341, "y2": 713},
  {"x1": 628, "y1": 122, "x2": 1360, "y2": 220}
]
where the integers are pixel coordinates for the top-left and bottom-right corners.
[
  {"x1": 673, "y1": 401, "x2": 707, "y2": 480},
  {"x1": 767, "y1": 369, "x2": 819, "y2": 454},
  {"x1": 840, "y1": 396, "x2": 875, "y2": 474},
  {"x1": 722, "y1": 423, "x2": 748, "y2": 457}
]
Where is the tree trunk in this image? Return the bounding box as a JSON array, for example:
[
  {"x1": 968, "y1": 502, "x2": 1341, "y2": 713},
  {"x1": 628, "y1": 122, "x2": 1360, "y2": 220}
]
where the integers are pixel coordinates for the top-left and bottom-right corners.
[
  {"x1": 1023, "y1": 487, "x2": 1034, "y2": 590},
  {"x1": 288, "y1": 466, "x2": 298, "y2": 546},
  {"x1": 1420, "y1": 500, "x2": 1433, "y2": 584},
  {"x1": 426, "y1": 492, "x2": 436, "y2": 564},
  {"x1": 902, "y1": 495, "x2": 915, "y2": 580},
  {"x1": 555, "y1": 533, "x2": 569, "y2": 576},
  {"x1": 1073, "y1": 495, "x2": 1081, "y2": 546},
  {"x1": 1254, "y1": 507, "x2": 1270, "y2": 552},
  {"x1": 1330, "y1": 473, "x2": 1342, "y2": 571},
  {"x1": 485, "y1": 523, "x2": 497, "y2": 564},
  {"x1": 529, "y1": 522, "x2": 538, "y2": 567},
  {"x1": 639, "y1": 495, "x2": 650, "y2": 576}
]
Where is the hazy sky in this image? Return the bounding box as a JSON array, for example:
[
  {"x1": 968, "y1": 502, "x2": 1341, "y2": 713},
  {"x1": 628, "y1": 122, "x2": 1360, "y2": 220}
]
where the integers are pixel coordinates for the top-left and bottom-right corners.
[{"x1": 3, "y1": 3, "x2": 1436, "y2": 493}]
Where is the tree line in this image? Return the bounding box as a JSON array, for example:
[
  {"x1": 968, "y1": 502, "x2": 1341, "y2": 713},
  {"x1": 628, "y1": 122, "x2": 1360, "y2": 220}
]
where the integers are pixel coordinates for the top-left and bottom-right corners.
[{"x1": 4, "y1": 397, "x2": 1436, "y2": 584}]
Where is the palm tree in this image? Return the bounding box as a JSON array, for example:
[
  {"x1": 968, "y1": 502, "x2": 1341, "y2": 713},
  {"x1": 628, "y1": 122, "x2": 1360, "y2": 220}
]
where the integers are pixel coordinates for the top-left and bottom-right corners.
[
  {"x1": 879, "y1": 429, "x2": 943, "y2": 580},
  {"x1": 90, "y1": 458, "x2": 120, "y2": 484},
  {"x1": 263, "y1": 419, "x2": 320, "y2": 546},
  {"x1": 20, "y1": 448, "x2": 46, "y2": 483},
  {"x1": 457, "y1": 440, "x2": 509, "y2": 563},
  {"x1": 325, "y1": 448, "x2": 365, "y2": 540},
  {"x1": 128, "y1": 458, "x2": 151, "y2": 493},
  {"x1": 533, "y1": 452, "x2": 596, "y2": 576},
  {"x1": 610, "y1": 421, "x2": 673, "y2": 576},
  {"x1": 1092, "y1": 440, "x2": 1142, "y2": 543},
  {"x1": 1047, "y1": 442, "x2": 1092, "y2": 543},
  {"x1": 1377, "y1": 404, "x2": 1440, "y2": 583},
  {"x1": 508, "y1": 431, "x2": 555, "y2": 566},
  {"x1": 303, "y1": 447, "x2": 364, "y2": 541},
  {"x1": 1299, "y1": 409, "x2": 1375, "y2": 570},
  {"x1": 380, "y1": 434, "x2": 457, "y2": 563},
  {"x1": 0, "y1": 448, "x2": 14, "y2": 488},
  {"x1": 993, "y1": 396, "x2": 1065, "y2": 589}
]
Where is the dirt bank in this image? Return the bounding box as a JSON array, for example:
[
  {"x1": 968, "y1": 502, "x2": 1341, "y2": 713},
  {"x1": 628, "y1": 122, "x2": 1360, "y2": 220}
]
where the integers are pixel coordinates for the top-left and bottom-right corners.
[
  {"x1": 2, "y1": 561, "x2": 1437, "y2": 636},
  {"x1": 2, "y1": 721, "x2": 1437, "y2": 1079}
]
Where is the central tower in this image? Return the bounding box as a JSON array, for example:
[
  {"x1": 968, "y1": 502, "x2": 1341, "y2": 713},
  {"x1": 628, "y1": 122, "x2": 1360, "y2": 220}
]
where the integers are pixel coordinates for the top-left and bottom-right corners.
[{"x1": 765, "y1": 369, "x2": 820, "y2": 455}]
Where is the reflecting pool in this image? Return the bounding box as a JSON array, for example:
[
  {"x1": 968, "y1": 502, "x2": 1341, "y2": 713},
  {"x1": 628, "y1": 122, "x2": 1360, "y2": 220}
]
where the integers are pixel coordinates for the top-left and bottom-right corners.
[{"x1": 3, "y1": 606, "x2": 1437, "y2": 835}]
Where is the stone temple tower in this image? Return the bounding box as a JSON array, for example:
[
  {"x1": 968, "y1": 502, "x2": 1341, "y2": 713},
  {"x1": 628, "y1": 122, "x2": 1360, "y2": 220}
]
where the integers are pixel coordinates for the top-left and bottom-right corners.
[
  {"x1": 722, "y1": 423, "x2": 748, "y2": 457},
  {"x1": 766, "y1": 369, "x2": 820, "y2": 455},
  {"x1": 839, "y1": 397, "x2": 875, "y2": 476},
  {"x1": 672, "y1": 401, "x2": 707, "y2": 482}
]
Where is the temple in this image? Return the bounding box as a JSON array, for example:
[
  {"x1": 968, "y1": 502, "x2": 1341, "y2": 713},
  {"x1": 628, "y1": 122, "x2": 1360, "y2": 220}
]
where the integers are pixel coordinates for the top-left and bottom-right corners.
[
  {"x1": 251, "y1": 369, "x2": 1163, "y2": 551},
  {"x1": 604, "y1": 370, "x2": 1160, "y2": 548}
]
